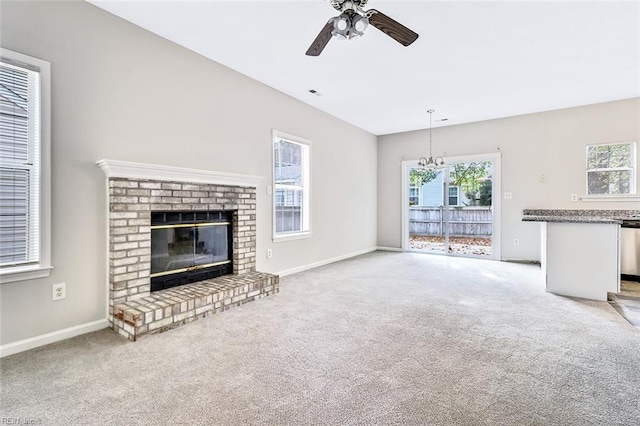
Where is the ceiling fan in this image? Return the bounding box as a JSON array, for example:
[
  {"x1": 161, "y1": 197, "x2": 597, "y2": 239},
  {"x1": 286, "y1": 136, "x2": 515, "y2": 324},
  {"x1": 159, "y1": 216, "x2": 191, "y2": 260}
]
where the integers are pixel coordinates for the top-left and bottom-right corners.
[{"x1": 306, "y1": 0, "x2": 419, "y2": 56}]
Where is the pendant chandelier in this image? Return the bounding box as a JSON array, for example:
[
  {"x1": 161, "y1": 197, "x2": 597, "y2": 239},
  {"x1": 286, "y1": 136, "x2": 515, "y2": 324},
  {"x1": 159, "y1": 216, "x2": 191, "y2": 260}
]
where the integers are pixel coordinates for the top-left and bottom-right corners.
[{"x1": 417, "y1": 109, "x2": 444, "y2": 170}]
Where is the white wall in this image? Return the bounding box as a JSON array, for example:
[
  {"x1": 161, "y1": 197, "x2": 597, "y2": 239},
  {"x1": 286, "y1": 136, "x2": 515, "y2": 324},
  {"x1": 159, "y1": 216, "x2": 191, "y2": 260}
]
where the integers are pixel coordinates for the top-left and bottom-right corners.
[
  {"x1": 0, "y1": 1, "x2": 377, "y2": 346},
  {"x1": 378, "y1": 98, "x2": 640, "y2": 260}
]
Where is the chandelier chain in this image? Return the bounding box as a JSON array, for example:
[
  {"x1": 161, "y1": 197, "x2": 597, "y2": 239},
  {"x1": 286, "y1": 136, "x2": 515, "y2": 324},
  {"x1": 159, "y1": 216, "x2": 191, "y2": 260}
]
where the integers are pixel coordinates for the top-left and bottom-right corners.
[{"x1": 418, "y1": 109, "x2": 444, "y2": 170}]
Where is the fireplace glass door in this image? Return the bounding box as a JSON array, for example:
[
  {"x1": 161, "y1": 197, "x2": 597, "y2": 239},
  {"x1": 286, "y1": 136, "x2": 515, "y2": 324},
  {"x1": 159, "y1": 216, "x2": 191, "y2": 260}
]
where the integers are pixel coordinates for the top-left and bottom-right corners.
[
  {"x1": 151, "y1": 224, "x2": 229, "y2": 275},
  {"x1": 150, "y1": 211, "x2": 233, "y2": 291}
]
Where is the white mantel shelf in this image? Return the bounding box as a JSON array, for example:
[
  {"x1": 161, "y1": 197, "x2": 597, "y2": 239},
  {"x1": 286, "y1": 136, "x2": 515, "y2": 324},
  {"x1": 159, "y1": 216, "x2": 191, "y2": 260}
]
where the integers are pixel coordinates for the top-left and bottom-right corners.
[{"x1": 96, "y1": 159, "x2": 264, "y2": 187}]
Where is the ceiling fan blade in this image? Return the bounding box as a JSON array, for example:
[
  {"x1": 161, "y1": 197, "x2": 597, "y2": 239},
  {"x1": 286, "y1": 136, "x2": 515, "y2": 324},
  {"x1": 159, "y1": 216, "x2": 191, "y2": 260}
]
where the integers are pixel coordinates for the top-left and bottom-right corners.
[
  {"x1": 368, "y1": 10, "x2": 419, "y2": 47},
  {"x1": 306, "y1": 20, "x2": 334, "y2": 56}
]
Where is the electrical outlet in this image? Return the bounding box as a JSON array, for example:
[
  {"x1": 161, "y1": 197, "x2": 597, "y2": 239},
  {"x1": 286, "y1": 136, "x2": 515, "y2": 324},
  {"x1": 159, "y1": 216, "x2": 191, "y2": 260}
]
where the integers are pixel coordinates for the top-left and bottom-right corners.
[
  {"x1": 52, "y1": 283, "x2": 66, "y2": 301},
  {"x1": 539, "y1": 174, "x2": 546, "y2": 183},
  {"x1": 571, "y1": 194, "x2": 578, "y2": 202},
  {"x1": 503, "y1": 192, "x2": 513, "y2": 199},
  {"x1": 266, "y1": 249, "x2": 272, "y2": 259},
  {"x1": 513, "y1": 239, "x2": 520, "y2": 246},
  {"x1": 267, "y1": 185, "x2": 272, "y2": 195}
]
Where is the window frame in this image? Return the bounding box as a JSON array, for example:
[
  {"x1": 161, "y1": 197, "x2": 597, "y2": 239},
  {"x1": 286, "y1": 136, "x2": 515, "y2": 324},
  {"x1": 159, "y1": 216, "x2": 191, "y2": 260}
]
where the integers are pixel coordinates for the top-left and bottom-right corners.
[
  {"x1": 585, "y1": 141, "x2": 637, "y2": 197},
  {"x1": 448, "y1": 186, "x2": 460, "y2": 206},
  {"x1": 272, "y1": 130, "x2": 311, "y2": 242},
  {"x1": 0, "y1": 48, "x2": 52, "y2": 284},
  {"x1": 409, "y1": 186, "x2": 420, "y2": 205}
]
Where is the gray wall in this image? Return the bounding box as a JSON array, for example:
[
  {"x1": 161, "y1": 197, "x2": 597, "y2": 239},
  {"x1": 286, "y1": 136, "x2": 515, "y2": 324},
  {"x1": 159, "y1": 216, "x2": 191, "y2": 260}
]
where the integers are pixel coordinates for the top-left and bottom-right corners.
[
  {"x1": 378, "y1": 98, "x2": 640, "y2": 260},
  {"x1": 0, "y1": 1, "x2": 377, "y2": 345}
]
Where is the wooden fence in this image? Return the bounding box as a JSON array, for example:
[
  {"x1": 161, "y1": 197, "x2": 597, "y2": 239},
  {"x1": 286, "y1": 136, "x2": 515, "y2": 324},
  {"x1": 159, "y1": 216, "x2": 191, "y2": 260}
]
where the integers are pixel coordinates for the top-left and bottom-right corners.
[
  {"x1": 275, "y1": 206, "x2": 301, "y2": 233},
  {"x1": 409, "y1": 207, "x2": 492, "y2": 237}
]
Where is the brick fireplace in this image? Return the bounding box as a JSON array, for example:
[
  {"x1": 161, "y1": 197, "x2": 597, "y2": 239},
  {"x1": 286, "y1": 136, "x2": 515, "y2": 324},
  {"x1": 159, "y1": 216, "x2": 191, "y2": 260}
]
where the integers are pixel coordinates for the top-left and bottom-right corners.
[{"x1": 98, "y1": 160, "x2": 279, "y2": 341}]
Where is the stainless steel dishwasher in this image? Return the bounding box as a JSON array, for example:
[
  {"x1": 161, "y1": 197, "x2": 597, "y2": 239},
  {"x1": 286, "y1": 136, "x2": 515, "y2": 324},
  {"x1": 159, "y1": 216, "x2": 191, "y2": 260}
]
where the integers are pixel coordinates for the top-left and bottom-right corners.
[{"x1": 621, "y1": 219, "x2": 640, "y2": 281}]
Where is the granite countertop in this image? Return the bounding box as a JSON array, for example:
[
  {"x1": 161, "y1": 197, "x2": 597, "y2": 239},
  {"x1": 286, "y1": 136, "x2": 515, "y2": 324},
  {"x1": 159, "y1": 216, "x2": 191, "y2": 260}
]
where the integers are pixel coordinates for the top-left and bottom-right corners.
[
  {"x1": 522, "y1": 209, "x2": 640, "y2": 225},
  {"x1": 522, "y1": 215, "x2": 623, "y2": 224}
]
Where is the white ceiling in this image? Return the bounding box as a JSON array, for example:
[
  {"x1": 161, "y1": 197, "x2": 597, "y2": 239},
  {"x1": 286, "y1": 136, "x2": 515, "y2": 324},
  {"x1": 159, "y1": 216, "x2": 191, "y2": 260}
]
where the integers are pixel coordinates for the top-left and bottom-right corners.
[{"x1": 90, "y1": 0, "x2": 640, "y2": 136}]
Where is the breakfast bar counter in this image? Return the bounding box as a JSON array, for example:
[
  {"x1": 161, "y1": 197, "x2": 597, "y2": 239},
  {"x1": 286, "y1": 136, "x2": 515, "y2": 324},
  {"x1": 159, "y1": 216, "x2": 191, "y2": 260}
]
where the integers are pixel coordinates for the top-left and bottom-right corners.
[{"x1": 522, "y1": 209, "x2": 638, "y2": 301}]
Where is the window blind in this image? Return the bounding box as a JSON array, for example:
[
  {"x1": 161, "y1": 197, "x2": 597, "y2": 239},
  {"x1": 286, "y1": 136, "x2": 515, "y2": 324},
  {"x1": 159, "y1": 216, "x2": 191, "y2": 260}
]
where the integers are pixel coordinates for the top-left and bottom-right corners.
[{"x1": 0, "y1": 59, "x2": 40, "y2": 267}]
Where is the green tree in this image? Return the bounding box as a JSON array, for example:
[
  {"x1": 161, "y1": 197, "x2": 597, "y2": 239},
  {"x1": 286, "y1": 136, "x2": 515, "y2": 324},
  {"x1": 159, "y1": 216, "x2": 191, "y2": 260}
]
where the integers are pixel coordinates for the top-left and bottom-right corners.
[
  {"x1": 478, "y1": 179, "x2": 492, "y2": 206},
  {"x1": 409, "y1": 168, "x2": 438, "y2": 187},
  {"x1": 449, "y1": 162, "x2": 491, "y2": 206}
]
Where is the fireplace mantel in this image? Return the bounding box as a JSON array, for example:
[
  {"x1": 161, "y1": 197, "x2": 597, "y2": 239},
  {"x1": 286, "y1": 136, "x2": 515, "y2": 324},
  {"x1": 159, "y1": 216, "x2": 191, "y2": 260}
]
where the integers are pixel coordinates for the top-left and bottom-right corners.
[{"x1": 96, "y1": 159, "x2": 264, "y2": 188}]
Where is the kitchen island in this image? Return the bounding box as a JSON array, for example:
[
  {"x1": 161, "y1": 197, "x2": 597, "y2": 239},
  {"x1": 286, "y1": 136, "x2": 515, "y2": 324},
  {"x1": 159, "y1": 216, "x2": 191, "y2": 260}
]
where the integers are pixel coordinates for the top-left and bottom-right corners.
[{"x1": 522, "y1": 209, "x2": 635, "y2": 301}]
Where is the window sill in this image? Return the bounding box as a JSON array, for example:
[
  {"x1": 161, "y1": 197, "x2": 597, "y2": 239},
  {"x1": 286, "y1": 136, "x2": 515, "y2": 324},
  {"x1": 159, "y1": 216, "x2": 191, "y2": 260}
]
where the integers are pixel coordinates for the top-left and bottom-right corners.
[
  {"x1": 580, "y1": 195, "x2": 640, "y2": 202},
  {"x1": 273, "y1": 231, "x2": 312, "y2": 243},
  {"x1": 0, "y1": 264, "x2": 53, "y2": 284}
]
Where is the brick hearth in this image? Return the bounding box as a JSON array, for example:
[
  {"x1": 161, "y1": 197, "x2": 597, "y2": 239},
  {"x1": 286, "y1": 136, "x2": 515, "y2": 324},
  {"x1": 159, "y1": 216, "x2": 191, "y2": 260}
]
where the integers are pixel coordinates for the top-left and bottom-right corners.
[{"x1": 113, "y1": 272, "x2": 278, "y2": 341}]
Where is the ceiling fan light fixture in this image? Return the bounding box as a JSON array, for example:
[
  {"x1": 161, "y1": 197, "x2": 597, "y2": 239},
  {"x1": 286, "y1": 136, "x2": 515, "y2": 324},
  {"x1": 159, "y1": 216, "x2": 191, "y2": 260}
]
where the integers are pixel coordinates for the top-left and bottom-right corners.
[
  {"x1": 335, "y1": 15, "x2": 349, "y2": 31},
  {"x1": 351, "y1": 14, "x2": 369, "y2": 36},
  {"x1": 332, "y1": 13, "x2": 351, "y2": 38}
]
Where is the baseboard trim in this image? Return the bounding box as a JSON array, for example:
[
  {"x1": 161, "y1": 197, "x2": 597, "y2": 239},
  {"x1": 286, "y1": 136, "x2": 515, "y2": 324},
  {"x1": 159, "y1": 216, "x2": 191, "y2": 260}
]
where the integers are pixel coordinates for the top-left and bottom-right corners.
[
  {"x1": 278, "y1": 247, "x2": 377, "y2": 277},
  {"x1": 502, "y1": 258, "x2": 541, "y2": 265},
  {"x1": 0, "y1": 319, "x2": 109, "y2": 358},
  {"x1": 376, "y1": 246, "x2": 402, "y2": 252}
]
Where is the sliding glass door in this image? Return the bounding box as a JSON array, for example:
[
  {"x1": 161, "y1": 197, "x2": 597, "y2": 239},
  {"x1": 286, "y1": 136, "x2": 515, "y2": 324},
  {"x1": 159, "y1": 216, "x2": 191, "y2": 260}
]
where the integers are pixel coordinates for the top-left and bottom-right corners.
[
  {"x1": 404, "y1": 154, "x2": 499, "y2": 259},
  {"x1": 408, "y1": 167, "x2": 447, "y2": 253}
]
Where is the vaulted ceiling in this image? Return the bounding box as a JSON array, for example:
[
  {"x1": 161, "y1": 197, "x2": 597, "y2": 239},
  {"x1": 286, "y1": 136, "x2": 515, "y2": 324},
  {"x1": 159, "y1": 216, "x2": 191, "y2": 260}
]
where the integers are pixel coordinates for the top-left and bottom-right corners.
[{"x1": 90, "y1": 1, "x2": 640, "y2": 135}]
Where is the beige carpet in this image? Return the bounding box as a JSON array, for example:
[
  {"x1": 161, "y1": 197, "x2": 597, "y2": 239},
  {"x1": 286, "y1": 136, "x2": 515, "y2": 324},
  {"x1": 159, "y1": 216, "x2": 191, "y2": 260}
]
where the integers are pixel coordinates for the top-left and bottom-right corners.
[{"x1": 1, "y1": 251, "x2": 639, "y2": 425}]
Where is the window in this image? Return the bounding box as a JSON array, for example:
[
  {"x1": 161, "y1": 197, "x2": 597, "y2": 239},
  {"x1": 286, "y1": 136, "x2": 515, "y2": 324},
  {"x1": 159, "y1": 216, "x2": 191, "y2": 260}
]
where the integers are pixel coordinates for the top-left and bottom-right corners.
[
  {"x1": 586, "y1": 141, "x2": 636, "y2": 195},
  {"x1": 0, "y1": 48, "x2": 51, "y2": 283},
  {"x1": 409, "y1": 186, "x2": 420, "y2": 206},
  {"x1": 448, "y1": 186, "x2": 460, "y2": 206},
  {"x1": 273, "y1": 131, "x2": 310, "y2": 240}
]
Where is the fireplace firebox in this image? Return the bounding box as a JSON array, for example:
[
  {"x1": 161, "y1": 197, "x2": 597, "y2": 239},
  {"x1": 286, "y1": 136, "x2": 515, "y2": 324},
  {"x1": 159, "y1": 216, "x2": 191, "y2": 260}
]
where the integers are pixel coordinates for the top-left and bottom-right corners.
[{"x1": 150, "y1": 211, "x2": 233, "y2": 292}]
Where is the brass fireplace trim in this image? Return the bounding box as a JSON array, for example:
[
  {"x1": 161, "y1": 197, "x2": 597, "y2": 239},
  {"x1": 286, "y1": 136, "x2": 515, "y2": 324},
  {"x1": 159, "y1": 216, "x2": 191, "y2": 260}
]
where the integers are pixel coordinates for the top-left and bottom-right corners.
[
  {"x1": 150, "y1": 260, "x2": 232, "y2": 278},
  {"x1": 150, "y1": 221, "x2": 231, "y2": 230}
]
